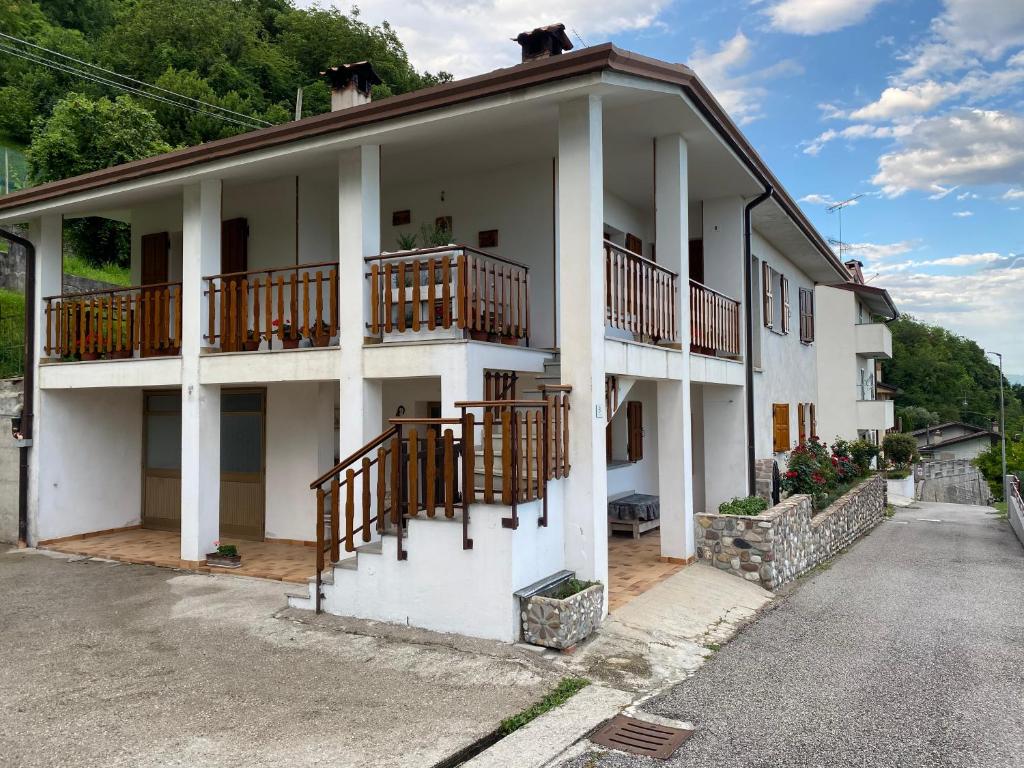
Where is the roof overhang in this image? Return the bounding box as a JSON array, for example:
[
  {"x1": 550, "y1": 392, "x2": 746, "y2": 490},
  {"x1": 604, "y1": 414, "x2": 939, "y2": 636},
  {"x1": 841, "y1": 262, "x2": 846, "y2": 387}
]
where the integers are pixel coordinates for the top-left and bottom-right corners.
[{"x1": 830, "y1": 281, "x2": 899, "y2": 320}]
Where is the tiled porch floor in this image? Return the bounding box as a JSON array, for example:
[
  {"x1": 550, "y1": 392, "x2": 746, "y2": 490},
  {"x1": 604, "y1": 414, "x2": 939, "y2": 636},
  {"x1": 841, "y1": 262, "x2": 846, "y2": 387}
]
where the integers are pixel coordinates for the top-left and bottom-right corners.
[
  {"x1": 40, "y1": 528, "x2": 315, "y2": 584},
  {"x1": 607, "y1": 530, "x2": 686, "y2": 612}
]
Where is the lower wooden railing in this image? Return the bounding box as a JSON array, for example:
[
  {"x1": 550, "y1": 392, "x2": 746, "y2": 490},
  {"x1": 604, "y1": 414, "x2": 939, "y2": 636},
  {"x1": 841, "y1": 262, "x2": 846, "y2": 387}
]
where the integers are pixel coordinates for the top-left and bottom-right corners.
[
  {"x1": 367, "y1": 246, "x2": 529, "y2": 343},
  {"x1": 43, "y1": 282, "x2": 183, "y2": 359},
  {"x1": 309, "y1": 388, "x2": 571, "y2": 613},
  {"x1": 604, "y1": 240, "x2": 678, "y2": 343},
  {"x1": 689, "y1": 280, "x2": 741, "y2": 358},
  {"x1": 204, "y1": 262, "x2": 338, "y2": 351}
]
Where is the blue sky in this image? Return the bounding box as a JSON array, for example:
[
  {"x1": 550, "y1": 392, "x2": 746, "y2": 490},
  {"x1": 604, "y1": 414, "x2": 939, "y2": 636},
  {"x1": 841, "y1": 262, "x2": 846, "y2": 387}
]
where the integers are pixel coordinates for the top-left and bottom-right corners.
[{"x1": 316, "y1": 0, "x2": 1024, "y2": 372}]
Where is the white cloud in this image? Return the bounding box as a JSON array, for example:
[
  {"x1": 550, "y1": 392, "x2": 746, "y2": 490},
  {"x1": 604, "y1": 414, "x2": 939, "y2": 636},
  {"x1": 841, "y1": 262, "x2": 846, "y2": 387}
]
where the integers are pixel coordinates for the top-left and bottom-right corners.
[
  {"x1": 927, "y1": 184, "x2": 959, "y2": 200},
  {"x1": 871, "y1": 109, "x2": 1024, "y2": 197},
  {"x1": 849, "y1": 81, "x2": 952, "y2": 121},
  {"x1": 844, "y1": 240, "x2": 916, "y2": 263},
  {"x1": 763, "y1": 0, "x2": 887, "y2": 35},
  {"x1": 689, "y1": 32, "x2": 801, "y2": 124},
  {"x1": 952, "y1": 210, "x2": 974, "y2": 217},
  {"x1": 801, "y1": 122, "x2": 909, "y2": 154},
  {"x1": 1004, "y1": 188, "x2": 1024, "y2": 200},
  {"x1": 882, "y1": 260, "x2": 1024, "y2": 370},
  {"x1": 303, "y1": 1, "x2": 672, "y2": 77},
  {"x1": 956, "y1": 191, "x2": 978, "y2": 200}
]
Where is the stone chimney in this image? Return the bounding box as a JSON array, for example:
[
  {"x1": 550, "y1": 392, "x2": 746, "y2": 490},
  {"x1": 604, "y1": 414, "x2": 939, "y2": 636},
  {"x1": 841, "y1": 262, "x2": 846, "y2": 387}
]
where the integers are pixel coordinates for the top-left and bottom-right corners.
[
  {"x1": 515, "y1": 23, "x2": 573, "y2": 62},
  {"x1": 322, "y1": 61, "x2": 382, "y2": 112},
  {"x1": 845, "y1": 259, "x2": 865, "y2": 284}
]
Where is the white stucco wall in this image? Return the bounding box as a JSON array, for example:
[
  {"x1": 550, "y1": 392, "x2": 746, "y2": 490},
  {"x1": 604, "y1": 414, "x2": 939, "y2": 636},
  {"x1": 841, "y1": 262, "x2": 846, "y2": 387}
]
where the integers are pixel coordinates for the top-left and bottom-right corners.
[
  {"x1": 814, "y1": 285, "x2": 858, "y2": 442},
  {"x1": 923, "y1": 436, "x2": 993, "y2": 461},
  {"x1": 130, "y1": 198, "x2": 184, "y2": 285},
  {"x1": 751, "y1": 231, "x2": 818, "y2": 461},
  {"x1": 36, "y1": 388, "x2": 143, "y2": 541}
]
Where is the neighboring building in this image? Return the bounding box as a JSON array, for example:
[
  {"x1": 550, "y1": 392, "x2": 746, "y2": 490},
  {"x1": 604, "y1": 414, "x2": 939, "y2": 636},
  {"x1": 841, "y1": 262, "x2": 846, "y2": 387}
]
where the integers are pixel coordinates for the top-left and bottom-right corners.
[
  {"x1": 814, "y1": 259, "x2": 899, "y2": 446},
  {"x1": 912, "y1": 421, "x2": 999, "y2": 461},
  {"x1": 0, "y1": 30, "x2": 853, "y2": 642}
]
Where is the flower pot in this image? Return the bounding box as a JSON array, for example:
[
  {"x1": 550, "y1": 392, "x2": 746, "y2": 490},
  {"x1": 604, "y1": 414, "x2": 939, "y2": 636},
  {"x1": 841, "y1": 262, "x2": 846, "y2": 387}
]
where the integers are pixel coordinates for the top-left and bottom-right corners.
[
  {"x1": 206, "y1": 552, "x2": 242, "y2": 569},
  {"x1": 469, "y1": 330, "x2": 490, "y2": 342},
  {"x1": 80, "y1": 351, "x2": 100, "y2": 361},
  {"x1": 243, "y1": 339, "x2": 260, "y2": 351},
  {"x1": 281, "y1": 337, "x2": 300, "y2": 350},
  {"x1": 311, "y1": 334, "x2": 330, "y2": 348},
  {"x1": 522, "y1": 583, "x2": 603, "y2": 649},
  {"x1": 108, "y1": 349, "x2": 132, "y2": 360},
  {"x1": 500, "y1": 335, "x2": 520, "y2": 346}
]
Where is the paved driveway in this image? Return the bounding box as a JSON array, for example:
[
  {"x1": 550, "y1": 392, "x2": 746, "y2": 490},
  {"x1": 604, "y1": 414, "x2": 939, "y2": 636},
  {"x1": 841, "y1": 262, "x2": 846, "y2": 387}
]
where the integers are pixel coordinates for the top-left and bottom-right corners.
[
  {"x1": 0, "y1": 549, "x2": 560, "y2": 768},
  {"x1": 562, "y1": 502, "x2": 1024, "y2": 768}
]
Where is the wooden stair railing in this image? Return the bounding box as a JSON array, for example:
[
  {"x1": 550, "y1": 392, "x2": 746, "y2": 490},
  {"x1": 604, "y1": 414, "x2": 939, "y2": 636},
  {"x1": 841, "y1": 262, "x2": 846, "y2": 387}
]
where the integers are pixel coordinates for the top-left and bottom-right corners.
[
  {"x1": 604, "y1": 240, "x2": 677, "y2": 344},
  {"x1": 203, "y1": 262, "x2": 338, "y2": 351},
  {"x1": 366, "y1": 246, "x2": 530, "y2": 344},
  {"x1": 484, "y1": 370, "x2": 518, "y2": 415},
  {"x1": 309, "y1": 390, "x2": 572, "y2": 614},
  {"x1": 43, "y1": 282, "x2": 183, "y2": 360}
]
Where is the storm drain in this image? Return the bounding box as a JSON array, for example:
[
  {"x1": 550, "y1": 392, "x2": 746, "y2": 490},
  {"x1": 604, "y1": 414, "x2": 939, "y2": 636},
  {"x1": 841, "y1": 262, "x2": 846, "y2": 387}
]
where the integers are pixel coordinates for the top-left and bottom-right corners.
[{"x1": 590, "y1": 714, "x2": 694, "y2": 759}]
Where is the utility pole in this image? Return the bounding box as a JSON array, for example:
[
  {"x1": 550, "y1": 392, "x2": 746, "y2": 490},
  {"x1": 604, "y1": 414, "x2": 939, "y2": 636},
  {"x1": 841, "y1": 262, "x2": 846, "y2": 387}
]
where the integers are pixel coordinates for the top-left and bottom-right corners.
[{"x1": 985, "y1": 350, "x2": 1008, "y2": 501}]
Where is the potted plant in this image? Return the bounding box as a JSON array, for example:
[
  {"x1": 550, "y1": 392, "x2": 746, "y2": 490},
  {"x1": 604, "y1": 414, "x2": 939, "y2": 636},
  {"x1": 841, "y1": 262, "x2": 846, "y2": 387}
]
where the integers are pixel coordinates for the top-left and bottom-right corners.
[
  {"x1": 303, "y1": 319, "x2": 331, "y2": 347},
  {"x1": 274, "y1": 319, "x2": 300, "y2": 349},
  {"x1": 243, "y1": 328, "x2": 261, "y2": 352},
  {"x1": 396, "y1": 231, "x2": 418, "y2": 251},
  {"x1": 522, "y1": 579, "x2": 604, "y2": 650},
  {"x1": 80, "y1": 334, "x2": 100, "y2": 361},
  {"x1": 206, "y1": 542, "x2": 242, "y2": 569}
]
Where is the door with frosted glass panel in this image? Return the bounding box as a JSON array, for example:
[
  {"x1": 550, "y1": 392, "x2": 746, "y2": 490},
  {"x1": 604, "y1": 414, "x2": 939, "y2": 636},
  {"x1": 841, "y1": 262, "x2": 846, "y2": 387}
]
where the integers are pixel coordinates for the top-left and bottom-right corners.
[
  {"x1": 219, "y1": 389, "x2": 266, "y2": 540},
  {"x1": 142, "y1": 391, "x2": 182, "y2": 531}
]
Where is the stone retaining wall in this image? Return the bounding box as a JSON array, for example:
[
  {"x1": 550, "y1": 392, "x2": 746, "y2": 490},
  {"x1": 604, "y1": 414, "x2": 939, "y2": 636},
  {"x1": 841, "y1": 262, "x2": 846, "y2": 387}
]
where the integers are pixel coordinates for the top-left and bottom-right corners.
[
  {"x1": 0, "y1": 378, "x2": 22, "y2": 543},
  {"x1": 695, "y1": 475, "x2": 887, "y2": 590},
  {"x1": 915, "y1": 459, "x2": 989, "y2": 506}
]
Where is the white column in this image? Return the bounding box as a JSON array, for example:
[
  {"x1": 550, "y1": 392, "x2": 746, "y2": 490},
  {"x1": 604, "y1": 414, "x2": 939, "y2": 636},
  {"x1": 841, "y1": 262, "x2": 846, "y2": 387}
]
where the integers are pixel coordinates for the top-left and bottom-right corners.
[
  {"x1": 654, "y1": 134, "x2": 694, "y2": 561},
  {"x1": 557, "y1": 95, "x2": 607, "y2": 583},
  {"x1": 180, "y1": 180, "x2": 222, "y2": 562},
  {"x1": 338, "y1": 145, "x2": 382, "y2": 457},
  {"x1": 26, "y1": 215, "x2": 62, "y2": 544}
]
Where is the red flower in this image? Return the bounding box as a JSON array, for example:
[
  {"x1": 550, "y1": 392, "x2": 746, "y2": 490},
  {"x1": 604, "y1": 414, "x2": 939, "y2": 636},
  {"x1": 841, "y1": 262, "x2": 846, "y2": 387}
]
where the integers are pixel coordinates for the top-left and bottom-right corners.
[{"x1": 786, "y1": 470, "x2": 798, "y2": 478}]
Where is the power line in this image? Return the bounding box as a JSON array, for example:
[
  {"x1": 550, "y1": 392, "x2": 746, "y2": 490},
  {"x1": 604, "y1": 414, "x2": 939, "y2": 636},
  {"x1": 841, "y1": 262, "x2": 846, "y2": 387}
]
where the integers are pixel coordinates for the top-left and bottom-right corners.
[{"x1": 0, "y1": 42, "x2": 265, "y2": 130}]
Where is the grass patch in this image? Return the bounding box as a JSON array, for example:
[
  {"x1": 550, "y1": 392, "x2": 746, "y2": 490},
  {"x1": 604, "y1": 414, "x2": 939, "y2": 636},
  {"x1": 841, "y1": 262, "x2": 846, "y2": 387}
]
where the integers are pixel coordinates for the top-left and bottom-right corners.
[
  {"x1": 62, "y1": 254, "x2": 131, "y2": 286},
  {"x1": 718, "y1": 495, "x2": 769, "y2": 516},
  {"x1": 993, "y1": 501, "x2": 1008, "y2": 520},
  {"x1": 884, "y1": 504, "x2": 896, "y2": 518},
  {"x1": 0, "y1": 289, "x2": 25, "y2": 378},
  {"x1": 705, "y1": 642, "x2": 721, "y2": 652},
  {"x1": 546, "y1": 579, "x2": 600, "y2": 600},
  {"x1": 498, "y1": 677, "x2": 590, "y2": 736}
]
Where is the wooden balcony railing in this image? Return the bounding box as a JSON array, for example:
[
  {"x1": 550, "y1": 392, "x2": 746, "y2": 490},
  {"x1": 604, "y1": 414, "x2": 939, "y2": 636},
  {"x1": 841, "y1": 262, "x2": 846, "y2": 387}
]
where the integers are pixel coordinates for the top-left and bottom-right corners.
[
  {"x1": 43, "y1": 282, "x2": 183, "y2": 360},
  {"x1": 689, "y1": 280, "x2": 741, "y2": 358},
  {"x1": 204, "y1": 262, "x2": 338, "y2": 352},
  {"x1": 604, "y1": 241, "x2": 678, "y2": 343},
  {"x1": 309, "y1": 389, "x2": 571, "y2": 613},
  {"x1": 367, "y1": 246, "x2": 529, "y2": 344}
]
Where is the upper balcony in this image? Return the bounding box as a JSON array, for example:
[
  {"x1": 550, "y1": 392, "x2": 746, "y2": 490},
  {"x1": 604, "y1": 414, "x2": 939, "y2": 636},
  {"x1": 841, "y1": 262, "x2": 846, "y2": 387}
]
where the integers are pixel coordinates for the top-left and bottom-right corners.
[
  {"x1": 854, "y1": 321, "x2": 892, "y2": 359},
  {"x1": 856, "y1": 398, "x2": 894, "y2": 433}
]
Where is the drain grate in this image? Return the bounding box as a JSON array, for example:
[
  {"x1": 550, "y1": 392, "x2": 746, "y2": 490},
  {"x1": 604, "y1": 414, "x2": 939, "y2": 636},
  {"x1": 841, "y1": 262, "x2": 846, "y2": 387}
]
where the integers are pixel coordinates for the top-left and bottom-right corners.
[{"x1": 590, "y1": 714, "x2": 694, "y2": 759}]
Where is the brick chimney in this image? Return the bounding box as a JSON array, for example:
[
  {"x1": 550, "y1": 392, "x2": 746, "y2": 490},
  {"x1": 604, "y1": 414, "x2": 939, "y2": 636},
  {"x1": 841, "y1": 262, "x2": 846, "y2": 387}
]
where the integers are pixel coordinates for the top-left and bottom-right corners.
[
  {"x1": 845, "y1": 259, "x2": 865, "y2": 284},
  {"x1": 322, "y1": 61, "x2": 382, "y2": 112},
  {"x1": 515, "y1": 23, "x2": 573, "y2": 62}
]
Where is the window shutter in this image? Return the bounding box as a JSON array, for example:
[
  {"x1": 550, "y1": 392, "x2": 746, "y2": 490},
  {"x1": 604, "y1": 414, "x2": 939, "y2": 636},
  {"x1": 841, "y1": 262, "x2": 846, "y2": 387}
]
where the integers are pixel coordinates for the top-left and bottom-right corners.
[
  {"x1": 798, "y1": 288, "x2": 815, "y2": 343},
  {"x1": 781, "y1": 275, "x2": 790, "y2": 334},
  {"x1": 809, "y1": 402, "x2": 817, "y2": 439},
  {"x1": 798, "y1": 403, "x2": 806, "y2": 444},
  {"x1": 772, "y1": 403, "x2": 790, "y2": 452},
  {"x1": 625, "y1": 233, "x2": 643, "y2": 256},
  {"x1": 762, "y1": 262, "x2": 774, "y2": 328},
  {"x1": 627, "y1": 401, "x2": 644, "y2": 463}
]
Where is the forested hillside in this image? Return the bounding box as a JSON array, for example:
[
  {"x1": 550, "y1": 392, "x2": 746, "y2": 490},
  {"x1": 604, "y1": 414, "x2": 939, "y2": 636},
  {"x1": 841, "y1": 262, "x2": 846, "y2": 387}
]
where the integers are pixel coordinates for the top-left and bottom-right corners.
[{"x1": 882, "y1": 316, "x2": 1024, "y2": 436}]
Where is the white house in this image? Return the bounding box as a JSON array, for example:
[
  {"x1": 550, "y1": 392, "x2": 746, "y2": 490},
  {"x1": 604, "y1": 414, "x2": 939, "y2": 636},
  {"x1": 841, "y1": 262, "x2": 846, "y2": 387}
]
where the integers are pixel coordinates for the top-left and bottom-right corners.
[
  {"x1": 814, "y1": 259, "x2": 899, "y2": 446},
  {"x1": 912, "y1": 421, "x2": 998, "y2": 461},
  {"x1": 0, "y1": 29, "x2": 854, "y2": 642}
]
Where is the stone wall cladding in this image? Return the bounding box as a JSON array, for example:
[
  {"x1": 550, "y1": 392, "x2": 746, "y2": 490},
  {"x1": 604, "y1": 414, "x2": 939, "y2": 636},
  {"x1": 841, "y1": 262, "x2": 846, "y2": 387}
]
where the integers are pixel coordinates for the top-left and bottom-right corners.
[
  {"x1": 0, "y1": 378, "x2": 22, "y2": 543},
  {"x1": 695, "y1": 475, "x2": 887, "y2": 590},
  {"x1": 915, "y1": 459, "x2": 989, "y2": 506}
]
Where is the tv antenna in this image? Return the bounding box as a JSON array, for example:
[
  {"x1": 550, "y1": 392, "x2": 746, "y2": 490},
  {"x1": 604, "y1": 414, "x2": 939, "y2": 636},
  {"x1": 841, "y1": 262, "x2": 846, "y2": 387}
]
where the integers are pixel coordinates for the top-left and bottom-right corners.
[{"x1": 826, "y1": 194, "x2": 863, "y2": 260}]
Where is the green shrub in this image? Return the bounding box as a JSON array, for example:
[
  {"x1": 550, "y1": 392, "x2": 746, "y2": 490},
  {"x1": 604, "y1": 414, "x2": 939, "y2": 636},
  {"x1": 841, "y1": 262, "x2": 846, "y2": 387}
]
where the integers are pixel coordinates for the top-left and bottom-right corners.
[
  {"x1": 883, "y1": 432, "x2": 919, "y2": 469},
  {"x1": 498, "y1": 678, "x2": 590, "y2": 736},
  {"x1": 718, "y1": 496, "x2": 769, "y2": 516},
  {"x1": 886, "y1": 468, "x2": 911, "y2": 480},
  {"x1": 848, "y1": 439, "x2": 881, "y2": 475},
  {"x1": 547, "y1": 579, "x2": 600, "y2": 600},
  {"x1": 781, "y1": 436, "x2": 837, "y2": 507}
]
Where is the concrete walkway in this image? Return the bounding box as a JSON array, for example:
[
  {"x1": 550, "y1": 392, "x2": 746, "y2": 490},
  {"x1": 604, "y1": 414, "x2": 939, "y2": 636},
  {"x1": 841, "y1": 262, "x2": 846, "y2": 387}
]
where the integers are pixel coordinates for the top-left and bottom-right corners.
[
  {"x1": 558, "y1": 502, "x2": 1024, "y2": 767},
  {"x1": 0, "y1": 548, "x2": 560, "y2": 768}
]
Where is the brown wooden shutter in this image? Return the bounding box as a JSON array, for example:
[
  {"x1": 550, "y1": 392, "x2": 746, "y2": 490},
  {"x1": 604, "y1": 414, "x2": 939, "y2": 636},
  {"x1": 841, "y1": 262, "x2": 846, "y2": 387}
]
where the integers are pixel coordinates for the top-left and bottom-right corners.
[
  {"x1": 221, "y1": 218, "x2": 249, "y2": 275},
  {"x1": 625, "y1": 233, "x2": 643, "y2": 256},
  {"x1": 781, "y1": 275, "x2": 790, "y2": 334},
  {"x1": 809, "y1": 402, "x2": 817, "y2": 438},
  {"x1": 762, "y1": 262, "x2": 774, "y2": 329},
  {"x1": 772, "y1": 403, "x2": 790, "y2": 452},
  {"x1": 141, "y1": 232, "x2": 170, "y2": 285},
  {"x1": 689, "y1": 239, "x2": 704, "y2": 284},
  {"x1": 798, "y1": 403, "x2": 806, "y2": 444},
  {"x1": 627, "y1": 401, "x2": 643, "y2": 463},
  {"x1": 799, "y1": 288, "x2": 815, "y2": 343}
]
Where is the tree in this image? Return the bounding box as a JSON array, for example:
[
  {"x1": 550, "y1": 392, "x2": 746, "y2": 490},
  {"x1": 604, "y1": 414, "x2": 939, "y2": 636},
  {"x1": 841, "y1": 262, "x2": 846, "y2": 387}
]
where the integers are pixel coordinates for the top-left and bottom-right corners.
[
  {"x1": 896, "y1": 405, "x2": 941, "y2": 432},
  {"x1": 974, "y1": 439, "x2": 1024, "y2": 500},
  {"x1": 29, "y1": 93, "x2": 171, "y2": 267}
]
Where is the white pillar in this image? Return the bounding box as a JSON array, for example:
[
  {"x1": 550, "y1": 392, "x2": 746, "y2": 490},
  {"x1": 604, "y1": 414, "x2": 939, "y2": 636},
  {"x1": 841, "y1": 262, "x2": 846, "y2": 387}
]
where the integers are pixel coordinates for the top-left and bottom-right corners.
[
  {"x1": 180, "y1": 180, "x2": 222, "y2": 562},
  {"x1": 557, "y1": 95, "x2": 607, "y2": 583},
  {"x1": 654, "y1": 134, "x2": 694, "y2": 561},
  {"x1": 317, "y1": 381, "x2": 338, "y2": 473},
  {"x1": 338, "y1": 145, "x2": 382, "y2": 457},
  {"x1": 26, "y1": 215, "x2": 62, "y2": 544}
]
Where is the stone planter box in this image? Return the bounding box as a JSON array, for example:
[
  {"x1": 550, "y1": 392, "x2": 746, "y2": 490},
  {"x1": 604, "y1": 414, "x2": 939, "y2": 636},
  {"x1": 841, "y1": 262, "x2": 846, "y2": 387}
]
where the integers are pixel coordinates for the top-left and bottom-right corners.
[
  {"x1": 206, "y1": 552, "x2": 242, "y2": 569},
  {"x1": 522, "y1": 584, "x2": 603, "y2": 650}
]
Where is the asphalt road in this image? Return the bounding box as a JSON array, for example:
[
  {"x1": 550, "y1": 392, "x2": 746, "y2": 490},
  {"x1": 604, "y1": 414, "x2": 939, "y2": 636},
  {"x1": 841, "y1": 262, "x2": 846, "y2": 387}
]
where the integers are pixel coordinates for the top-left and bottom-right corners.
[{"x1": 563, "y1": 502, "x2": 1024, "y2": 768}]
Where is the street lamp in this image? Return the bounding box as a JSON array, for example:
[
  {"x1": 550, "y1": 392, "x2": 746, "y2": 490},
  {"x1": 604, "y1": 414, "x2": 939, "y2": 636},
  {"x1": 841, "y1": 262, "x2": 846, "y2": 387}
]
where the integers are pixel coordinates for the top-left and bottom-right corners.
[{"x1": 984, "y1": 350, "x2": 1008, "y2": 501}]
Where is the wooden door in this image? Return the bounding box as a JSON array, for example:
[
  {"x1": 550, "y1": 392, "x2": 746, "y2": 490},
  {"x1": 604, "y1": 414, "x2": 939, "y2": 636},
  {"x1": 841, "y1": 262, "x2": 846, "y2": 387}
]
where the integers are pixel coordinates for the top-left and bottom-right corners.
[
  {"x1": 219, "y1": 389, "x2": 265, "y2": 540},
  {"x1": 140, "y1": 233, "x2": 170, "y2": 356},
  {"x1": 220, "y1": 218, "x2": 248, "y2": 351},
  {"x1": 142, "y1": 391, "x2": 182, "y2": 532},
  {"x1": 689, "y1": 239, "x2": 704, "y2": 284}
]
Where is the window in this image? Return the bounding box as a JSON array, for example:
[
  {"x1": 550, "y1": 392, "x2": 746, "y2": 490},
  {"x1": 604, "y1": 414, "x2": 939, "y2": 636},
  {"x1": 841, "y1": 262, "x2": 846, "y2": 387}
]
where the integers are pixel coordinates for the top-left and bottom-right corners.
[
  {"x1": 799, "y1": 288, "x2": 815, "y2": 343},
  {"x1": 772, "y1": 403, "x2": 790, "y2": 452},
  {"x1": 762, "y1": 263, "x2": 790, "y2": 334},
  {"x1": 626, "y1": 401, "x2": 644, "y2": 463}
]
